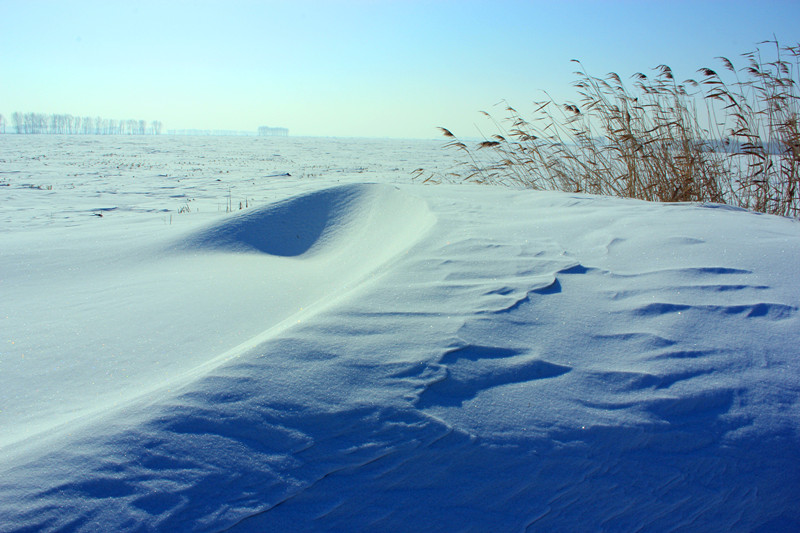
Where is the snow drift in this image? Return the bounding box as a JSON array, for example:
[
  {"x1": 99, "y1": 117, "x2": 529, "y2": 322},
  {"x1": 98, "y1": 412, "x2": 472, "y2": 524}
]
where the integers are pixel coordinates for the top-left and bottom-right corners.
[{"x1": 0, "y1": 136, "x2": 798, "y2": 532}]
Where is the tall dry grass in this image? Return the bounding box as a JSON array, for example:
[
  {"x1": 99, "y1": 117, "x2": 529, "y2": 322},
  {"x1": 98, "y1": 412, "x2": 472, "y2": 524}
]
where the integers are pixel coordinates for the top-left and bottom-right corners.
[{"x1": 418, "y1": 39, "x2": 800, "y2": 217}]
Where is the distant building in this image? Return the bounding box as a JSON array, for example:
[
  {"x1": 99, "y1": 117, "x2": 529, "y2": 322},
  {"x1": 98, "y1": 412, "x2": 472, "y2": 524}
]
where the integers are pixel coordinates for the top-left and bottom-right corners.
[{"x1": 258, "y1": 126, "x2": 289, "y2": 137}]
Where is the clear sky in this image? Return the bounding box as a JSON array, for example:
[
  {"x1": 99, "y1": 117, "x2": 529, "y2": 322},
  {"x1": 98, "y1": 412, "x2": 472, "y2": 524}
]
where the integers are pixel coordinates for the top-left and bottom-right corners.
[{"x1": 2, "y1": 0, "x2": 799, "y2": 139}]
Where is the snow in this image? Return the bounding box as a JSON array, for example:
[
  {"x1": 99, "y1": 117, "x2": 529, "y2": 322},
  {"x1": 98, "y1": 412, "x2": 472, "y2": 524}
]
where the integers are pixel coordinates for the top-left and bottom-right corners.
[{"x1": 1, "y1": 135, "x2": 799, "y2": 531}]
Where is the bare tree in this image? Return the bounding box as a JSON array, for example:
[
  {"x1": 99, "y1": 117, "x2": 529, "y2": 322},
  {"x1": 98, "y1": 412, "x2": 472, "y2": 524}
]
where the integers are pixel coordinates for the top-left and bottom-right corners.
[{"x1": 12, "y1": 112, "x2": 22, "y2": 133}]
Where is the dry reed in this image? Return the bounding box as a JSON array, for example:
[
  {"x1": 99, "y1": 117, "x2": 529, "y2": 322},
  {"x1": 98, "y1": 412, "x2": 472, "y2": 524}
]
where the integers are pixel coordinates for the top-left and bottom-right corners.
[{"x1": 418, "y1": 39, "x2": 800, "y2": 217}]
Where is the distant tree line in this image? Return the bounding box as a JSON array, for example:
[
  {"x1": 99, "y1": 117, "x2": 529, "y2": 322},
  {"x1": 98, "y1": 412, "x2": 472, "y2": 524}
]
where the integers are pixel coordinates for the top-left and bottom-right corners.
[{"x1": 1, "y1": 112, "x2": 163, "y2": 135}]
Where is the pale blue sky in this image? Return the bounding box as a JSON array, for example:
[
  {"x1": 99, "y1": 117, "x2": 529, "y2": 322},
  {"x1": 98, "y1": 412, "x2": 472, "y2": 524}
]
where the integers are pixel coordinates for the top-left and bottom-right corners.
[{"x1": 2, "y1": 0, "x2": 799, "y2": 138}]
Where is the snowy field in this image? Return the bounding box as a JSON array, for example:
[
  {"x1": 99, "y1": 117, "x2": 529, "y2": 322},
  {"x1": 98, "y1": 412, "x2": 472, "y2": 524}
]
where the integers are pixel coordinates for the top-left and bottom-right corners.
[{"x1": 1, "y1": 135, "x2": 799, "y2": 531}]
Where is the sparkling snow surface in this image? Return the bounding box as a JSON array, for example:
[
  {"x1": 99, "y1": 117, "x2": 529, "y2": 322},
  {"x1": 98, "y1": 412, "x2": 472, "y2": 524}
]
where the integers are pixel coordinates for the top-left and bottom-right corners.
[{"x1": 1, "y1": 135, "x2": 799, "y2": 531}]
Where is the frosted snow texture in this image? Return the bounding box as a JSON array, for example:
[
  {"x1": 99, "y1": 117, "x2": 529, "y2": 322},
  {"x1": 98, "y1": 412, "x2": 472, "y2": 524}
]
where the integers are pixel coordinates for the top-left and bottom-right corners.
[{"x1": 1, "y1": 136, "x2": 798, "y2": 531}]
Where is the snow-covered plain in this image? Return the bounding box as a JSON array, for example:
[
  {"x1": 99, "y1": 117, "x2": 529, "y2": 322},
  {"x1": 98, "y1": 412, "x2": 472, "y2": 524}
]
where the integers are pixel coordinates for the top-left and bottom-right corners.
[{"x1": 1, "y1": 135, "x2": 799, "y2": 532}]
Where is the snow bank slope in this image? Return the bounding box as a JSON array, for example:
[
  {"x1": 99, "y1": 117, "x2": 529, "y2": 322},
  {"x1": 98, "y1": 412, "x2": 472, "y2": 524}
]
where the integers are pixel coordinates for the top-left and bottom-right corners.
[
  {"x1": 0, "y1": 183, "x2": 433, "y2": 457},
  {"x1": 177, "y1": 182, "x2": 432, "y2": 258},
  {"x1": 1, "y1": 140, "x2": 799, "y2": 532}
]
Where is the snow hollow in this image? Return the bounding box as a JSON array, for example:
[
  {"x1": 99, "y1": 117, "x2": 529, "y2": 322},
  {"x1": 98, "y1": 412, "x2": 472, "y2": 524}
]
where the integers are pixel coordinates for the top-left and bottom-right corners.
[{"x1": 1, "y1": 135, "x2": 799, "y2": 532}]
